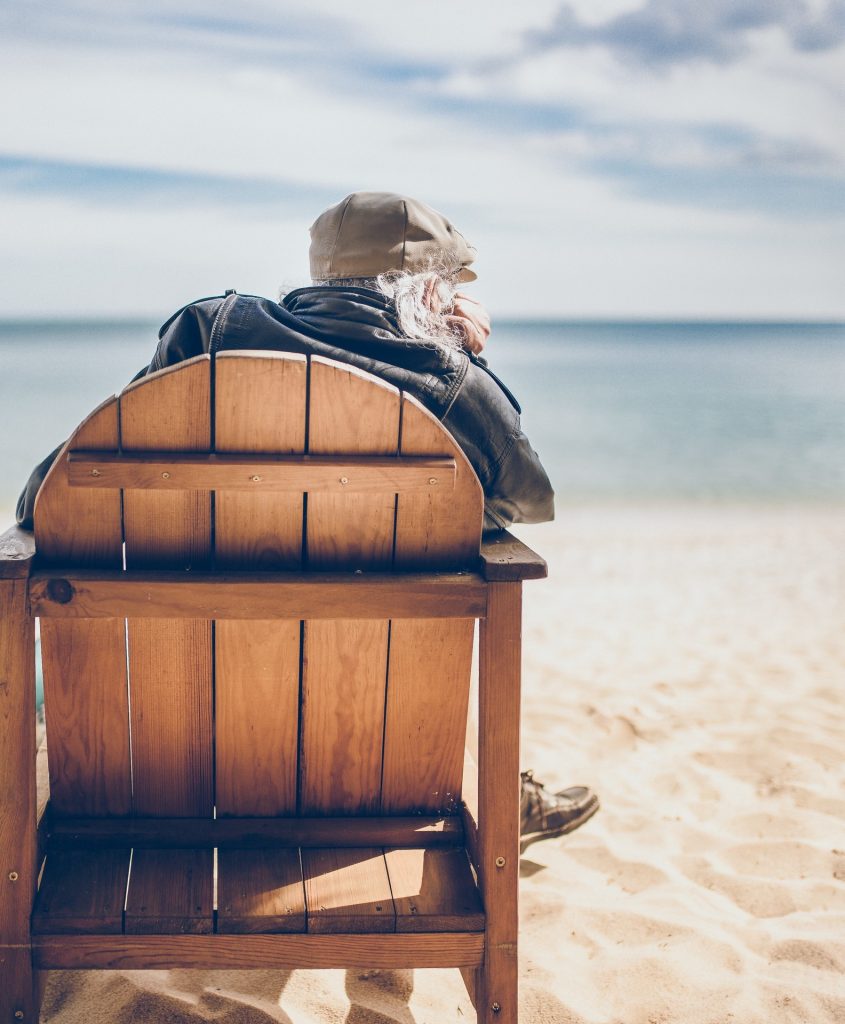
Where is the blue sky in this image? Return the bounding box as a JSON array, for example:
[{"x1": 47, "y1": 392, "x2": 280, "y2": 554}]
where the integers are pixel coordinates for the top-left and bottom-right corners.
[{"x1": 0, "y1": 0, "x2": 843, "y2": 318}]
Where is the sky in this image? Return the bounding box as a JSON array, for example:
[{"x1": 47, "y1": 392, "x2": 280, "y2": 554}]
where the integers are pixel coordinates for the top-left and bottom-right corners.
[{"x1": 0, "y1": 0, "x2": 843, "y2": 319}]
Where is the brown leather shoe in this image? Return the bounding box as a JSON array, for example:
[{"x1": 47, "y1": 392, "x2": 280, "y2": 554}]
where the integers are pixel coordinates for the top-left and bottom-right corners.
[{"x1": 519, "y1": 770, "x2": 600, "y2": 851}]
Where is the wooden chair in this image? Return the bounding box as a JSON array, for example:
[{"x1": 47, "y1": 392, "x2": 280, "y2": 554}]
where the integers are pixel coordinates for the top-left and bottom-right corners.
[{"x1": 0, "y1": 351, "x2": 546, "y2": 1024}]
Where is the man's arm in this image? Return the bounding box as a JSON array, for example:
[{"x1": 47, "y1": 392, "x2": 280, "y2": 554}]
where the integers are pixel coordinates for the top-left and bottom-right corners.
[{"x1": 483, "y1": 431, "x2": 555, "y2": 531}]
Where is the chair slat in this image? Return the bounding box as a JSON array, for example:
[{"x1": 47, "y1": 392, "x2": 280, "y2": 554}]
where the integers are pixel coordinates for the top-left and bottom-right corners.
[
  {"x1": 68, "y1": 452, "x2": 455, "y2": 493},
  {"x1": 300, "y1": 358, "x2": 399, "y2": 814},
  {"x1": 215, "y1": 620, "x2": 300, "y2": 815},
  {"x1": 214, "y1": 353, "x2": 306, "y2": 816},
  {"x1": 39, "y1": 620, "x2": 131, "y2": 816},
  {"x1": 32, "y1": 849, "x2": 130, "y2": 935},
  {"x1": 382, "y1": 396, "x2": 482, "y2": 814},
  {"x1": 35, "y1": 397, "x2": 131, "y2": 817},
  {"x1": 381, "y1": 618, "x2": 474, "y2": 814},
  {"x1": 385, "y1": 848, "x2": 484, "y2": 933},
  {"x1": 214, "y1": 352, "x2": 307, "y2": 570},
  {"x1": 124, "y1": 849, "x2": 213, "y2": 935},
  {"x1": 120, "y1": 358, "x2": 213, "y2": 817},
  {"x1": 394, "y1": 394, "x2": 483, "y2": 570},
  {"x1": 302, "y1": 848, "x2": 395, "y2": 934},
  {"x1": 217, "y1": 849, "x2": 306, "y2": 933}
]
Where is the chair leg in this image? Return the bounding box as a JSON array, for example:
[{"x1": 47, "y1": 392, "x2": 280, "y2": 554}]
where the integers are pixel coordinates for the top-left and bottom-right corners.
[
  {"x1": 0, "y1": 580, "x2": 39, "y2": 1023},
  {"x1": 476, "y1": 582, "x2": 522, "y2": 1024},
  {"x1": 0, "y1": 946, "x2": 38, "y2": 1023}
]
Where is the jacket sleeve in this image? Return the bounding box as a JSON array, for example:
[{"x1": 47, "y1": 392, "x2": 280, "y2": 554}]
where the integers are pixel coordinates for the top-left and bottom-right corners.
[
  {"x1": 442, "y1": 358, "x2": 555, "y2": 532},
  {"x1": 483, "y1": 430, "x2": 555, "y2": 531}
]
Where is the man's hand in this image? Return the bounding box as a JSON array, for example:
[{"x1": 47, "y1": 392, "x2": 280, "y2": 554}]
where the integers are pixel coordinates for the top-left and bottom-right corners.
[{"x1": 445, "y1": 293, "x2": 491, "y2": 355}]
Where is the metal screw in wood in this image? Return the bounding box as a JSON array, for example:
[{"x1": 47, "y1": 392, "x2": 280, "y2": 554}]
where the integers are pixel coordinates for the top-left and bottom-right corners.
[
  {"x1": 8, "y1": 871, "x2": 18, "y2": 881},
  {"x1": 161, "y1": 472, "x2": 170, "y2": 479},
  {"x1": 340, "y1": 476, "x2": 349, "y2": 485},
  {"x1": 91, "y1": 469, "x2": 100, "y2": 477},
  {"x1": 495, "y1": 856, "x2": 506, "y2": 868},
  {"x1": 15, "y1": 1012, "x2": 24, "y2": 1020},
  {"x1": 428, "y1": 477, "x2": 438, "y2": 485},
  {"x1": 251, "y1": 475, "x2": 262, "y2": 482},
  {"x1": 492, "y1": 1002, "x2": 501, "y2": 1013}
]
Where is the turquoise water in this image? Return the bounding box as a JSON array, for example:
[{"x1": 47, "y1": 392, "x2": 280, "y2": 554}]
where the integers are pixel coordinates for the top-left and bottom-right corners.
[{"x1": 1, "y1": 318, "x2": 844, "y2": 511}]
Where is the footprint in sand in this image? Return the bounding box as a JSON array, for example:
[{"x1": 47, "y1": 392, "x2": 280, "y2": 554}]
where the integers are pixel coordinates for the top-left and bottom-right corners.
[
  {"x1": 564, "y1": 844, "x2": 670, "y2": 894},
  {"x1": 768, "y1": 938, "x2": 845, "y2": 973}
]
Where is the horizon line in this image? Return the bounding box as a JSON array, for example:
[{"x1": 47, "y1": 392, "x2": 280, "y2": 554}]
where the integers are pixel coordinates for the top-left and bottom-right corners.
[{"x1": 0, "y1": 314, "x2": 843, "y2": 328}]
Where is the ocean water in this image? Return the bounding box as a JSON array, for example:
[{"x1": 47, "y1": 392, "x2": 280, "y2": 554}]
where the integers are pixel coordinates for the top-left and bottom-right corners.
[{"x1": 1, "y1": 318, "x2": 844, "y2": 514}]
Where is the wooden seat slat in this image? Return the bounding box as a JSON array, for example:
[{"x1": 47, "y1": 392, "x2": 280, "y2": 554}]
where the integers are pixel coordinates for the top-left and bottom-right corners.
[
  {"x1": 385, "y1": 848, "x2": 485, "y2": 933},
  {"x1": 124, "y1": 849, "x2": 213, "y2": 935},
  {"x1": 217, "y1": 849, "x2": 306, "y2": 934},
  {"x1": 302, "y1": 848, "x2": 396, "y2": 934},
  {"x1": 32, "y1": 849, "x2": 130, "y2": 935}
]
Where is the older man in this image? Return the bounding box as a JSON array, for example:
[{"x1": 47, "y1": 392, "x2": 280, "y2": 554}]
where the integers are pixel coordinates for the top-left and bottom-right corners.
[{"x1": 17, "y1": 191, "x2": 599, "y2": 846}]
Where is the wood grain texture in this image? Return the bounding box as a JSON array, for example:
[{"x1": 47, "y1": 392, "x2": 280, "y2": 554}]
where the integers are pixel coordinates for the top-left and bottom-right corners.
[
  {"x1": 33, "y1": 932, "x2": 485, "y2": 970},
  {"x1": 300, "y1": 620, "x2": 389, "y2": 814},
  {"x1": 301, "y1": 358, "x2": 400, "y2": 817},
  {"x1": 217, "y1": 849, "x2": 306, "y2": 933},
  {"x1": 31, "y1": 571, "x2": 487, "y2": 621},
  {"x1": 394, "y1": 394, "x2": 482, "y2": 571},
  {"x1": 127, "y1": 618, "x2": 213, "y2": 816},
  {"x1": 214, "y1": 351, "x2": 306, "y2": 570},
  {"x1": 31, "y1": 849, "x2": 130, "y2": 934},
  {"x1": 0, "y1": 580, "x2": 37, "y2": 942},
  {"x1": 120, "y1": 357, "x2": 213, "y2": 818},
  {"x1": 35, "y1": 394, "x2": 132, "y2": 823},
  {"x1": 305, "y1": 356, "x2": 400, "y2": 570},
  {"x1": 0, "y1": 525, "x2": 35, "y2": 578},
  {"x1": 384, "y1": 394, "x2": 481, "y2": 821},
  {"x1": 385, "y1": 848, "x2": 484, "y2": 933},
  {"x1": 0, "y1": 581, "x2": 38, "y2": 1021},
  {"x1": 40, "y1": 619, "x2": 131, "y2": 816},
  {"x1": 124, "y1": 849, "x2": 213, "y2": 935},
  {"x1": 34, "y1": 396, "x2": 123, "y2": 567},
  {"x1": 49, "y1": 814, "x2": 463, "y2": 849},
  {"x1": 302, "y1": 848, "x2": 395, "y2": 934},
  {"x1": 120, "y1": 357, "x2": 212, "y2": 571},
  {"x1": 381, "y1": 618, "x2": 474, "y2": 814},
  {"x1": 479, "y1": 530, "x2": 548, "y2": 581},
  {"x1": 0, "y1": 944, "x2": 39, "y2": 1023},
  {"x1": 214, "y1": 352, "x2": 304, "y2": 820},
  {"x1": 215, "y1": 619, "x2": 300, "y2": 816},
  {"x1": 69, "y1": 453, "x2": 454, "y2": 495},
  {"x1": 476, "y1": 582, "x2": 522, "y2": 1024}
]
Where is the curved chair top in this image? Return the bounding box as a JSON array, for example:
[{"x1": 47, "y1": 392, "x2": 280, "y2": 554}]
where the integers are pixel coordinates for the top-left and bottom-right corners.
[{"x1": 34, "y1": 351, "x2": 484, "y2": 572}]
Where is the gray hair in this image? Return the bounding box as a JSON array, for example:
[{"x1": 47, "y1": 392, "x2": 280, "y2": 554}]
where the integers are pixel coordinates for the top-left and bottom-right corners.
[{"x1": 312, "y1": 270, "x2": 463, "y2": 351}]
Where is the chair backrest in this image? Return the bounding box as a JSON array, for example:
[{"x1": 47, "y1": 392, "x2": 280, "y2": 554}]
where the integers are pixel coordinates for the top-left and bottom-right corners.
[{"x1": 34, "y1": 351, "x2": 484, "y2": 820}]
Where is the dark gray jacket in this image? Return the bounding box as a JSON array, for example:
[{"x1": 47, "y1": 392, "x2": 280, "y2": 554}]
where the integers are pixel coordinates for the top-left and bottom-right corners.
[{"x1": 17, "y1": 287, "x2": 554, "y2": 532}]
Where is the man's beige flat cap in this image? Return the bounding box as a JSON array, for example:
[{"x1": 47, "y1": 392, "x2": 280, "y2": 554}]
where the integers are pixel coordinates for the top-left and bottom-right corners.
[{"x1": 309, "y1": 191, "x2": 477, "y2": 283}]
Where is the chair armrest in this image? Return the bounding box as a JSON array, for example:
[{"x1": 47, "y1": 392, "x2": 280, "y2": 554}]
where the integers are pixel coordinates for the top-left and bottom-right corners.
[
  {"x1": 0, "y1": 524, "x2": 36, "y2": 578},
  {"x1": 478, "y1": 530, "x2": 547, "y2": 581}
]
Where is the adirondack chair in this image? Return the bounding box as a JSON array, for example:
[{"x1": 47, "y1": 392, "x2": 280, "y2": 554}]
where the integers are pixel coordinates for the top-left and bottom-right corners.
[{"x1": 0, "y1": 351, "x2": 547, "y2": 1024}]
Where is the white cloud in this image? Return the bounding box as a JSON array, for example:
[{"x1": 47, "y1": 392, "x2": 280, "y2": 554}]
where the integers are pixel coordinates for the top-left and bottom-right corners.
[{"x1": 0, "y1": 1, "x2": 842, "y2": 317}]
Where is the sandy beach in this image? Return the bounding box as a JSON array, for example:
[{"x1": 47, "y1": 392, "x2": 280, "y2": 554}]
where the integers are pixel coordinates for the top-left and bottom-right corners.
[{"x1": 26, "y1": 505, "x2": 845, "y2": 1023}]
